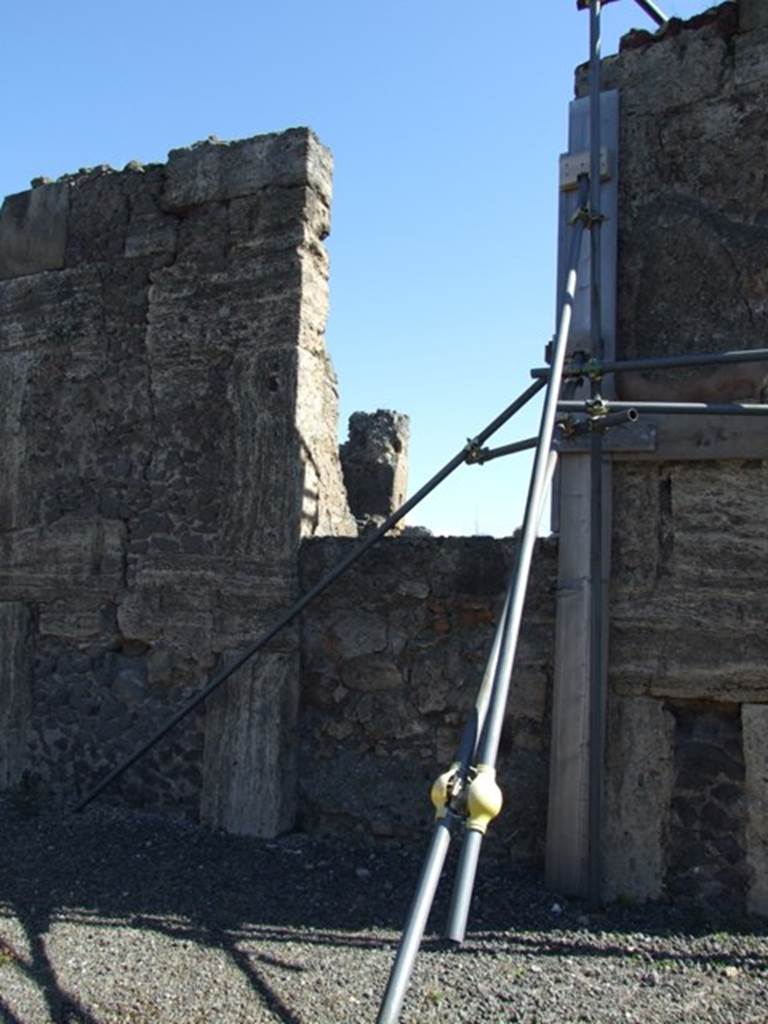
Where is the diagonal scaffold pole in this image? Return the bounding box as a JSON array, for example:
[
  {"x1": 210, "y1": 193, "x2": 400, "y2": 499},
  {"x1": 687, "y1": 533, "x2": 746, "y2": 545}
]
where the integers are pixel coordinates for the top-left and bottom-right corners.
[
  {"x1": 376, "y1": 178, "x2": 590, "y2": 1024},
  {"x1": 74, "y1": 377, "x2": 547, "y2": 814}
]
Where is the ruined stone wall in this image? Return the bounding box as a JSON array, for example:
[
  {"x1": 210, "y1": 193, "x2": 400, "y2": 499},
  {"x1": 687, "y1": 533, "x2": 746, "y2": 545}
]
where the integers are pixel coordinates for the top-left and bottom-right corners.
[
  {"x1": 298, "y1": 535, "x2": 557, "y2": 858},
  {"x1": 575, "y1": 3, "x2": 768, "y2": 912},
  {"x1": 0, "y1": 130, "x2": 355, "y2": 832}
]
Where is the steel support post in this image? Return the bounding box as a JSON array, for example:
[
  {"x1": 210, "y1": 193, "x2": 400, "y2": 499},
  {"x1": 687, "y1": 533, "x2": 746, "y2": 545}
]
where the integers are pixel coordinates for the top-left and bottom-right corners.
[{"x1": 587, "y1": 0, "x2": 607, "y2": 909}]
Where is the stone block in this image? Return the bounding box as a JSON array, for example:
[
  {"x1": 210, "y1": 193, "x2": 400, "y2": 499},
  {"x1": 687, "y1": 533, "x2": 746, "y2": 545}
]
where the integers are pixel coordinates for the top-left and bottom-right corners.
[
  {"x1": 65, "y1": 171, "x2": 130, "y2": 265},
  {"x1": 742, "y1": 703, "x2": 768, "y2": 915},
  {"x1": 200, "y1": 650, "x2": 299, "y2": 836},
  {"x1": 0, "y1": 183, "x2": 68, "y2": 280},
  {"x1": 0, "y1": 602, "x2": 32, "y2": 787},
  {"x1": 604, "y1": 696, "x2": 676, "y2": 902},
  {"x1": 163, "y1": 129, "x2": 332, "y2": 211},
  {"x1": 0, "y1": 518, "x2": 126, "y2": 603}
]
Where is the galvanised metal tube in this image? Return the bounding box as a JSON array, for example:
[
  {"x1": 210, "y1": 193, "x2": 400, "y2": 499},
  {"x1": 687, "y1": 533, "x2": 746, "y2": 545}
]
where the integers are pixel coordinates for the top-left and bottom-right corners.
[
  {"x1": 74, "y1": 378, "x2": 547, "y2": 814},
  {"x1": 530, "y1": 347, "x2": 768, "y2": 379},
  {"x1": 588, "y1": 428, "x2": 605, "y2": 908},
  {"x1": 633, "y1": 0, "x2": 669, "y2": 27},
  {"x1": 376, "y1": 200, "x2": 587, "y2": 1022},
  {"x1": 471, "y1": 436, "x2": 539, "y2": 464},
  {"x1": 445, "y1": 828, "x2": 483, "y2": 945},
  {"x1": 376, "y1": 818, "x2": 454, "y2": 1024},
  {"x1": 588, "y1": 0, "x2": 607, "y2": 910},
  {"x1": 589, "y1": 0, "x2": 603, "y2": 366},
  {"x1": 446, "y1": 446, "x2": 561, "y2": 946},
  {"x1": 471, "y1": 194, "x2": 588, "y2": 778},
  {"x1": 558, "y1": 400, "x2": 768, "y2": 416},
  {"x1": 557, "y1": 409, "x2": 639, "y2": 438}
]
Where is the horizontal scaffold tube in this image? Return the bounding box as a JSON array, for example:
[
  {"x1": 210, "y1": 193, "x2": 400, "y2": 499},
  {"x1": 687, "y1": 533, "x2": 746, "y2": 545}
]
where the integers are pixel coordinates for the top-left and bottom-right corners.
[
  {"x1": 531, "y1": 347, "x2": 768, "y2": 379},
  {"x1": 557, "y1": 399, "x2": 768, "y2": 416},
  {"x1": 73, "y1": 377, "x2": 547, "y2": 814}
]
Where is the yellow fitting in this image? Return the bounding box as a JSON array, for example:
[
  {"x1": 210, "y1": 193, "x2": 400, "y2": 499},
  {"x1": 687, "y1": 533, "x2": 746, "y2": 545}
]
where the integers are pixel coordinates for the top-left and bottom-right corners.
[
  {"x1": 430, "y1": 763, "x2": 460, "y2": 820},
  {"x1": 465, "y1": 764, "x2": 503, "y2": 835}
]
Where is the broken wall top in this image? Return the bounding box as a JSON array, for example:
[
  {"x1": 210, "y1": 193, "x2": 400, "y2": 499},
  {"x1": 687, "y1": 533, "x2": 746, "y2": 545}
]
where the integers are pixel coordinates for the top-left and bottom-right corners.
[{"x1": 0, "y1": 129, "x2": 333, "y2": 281}]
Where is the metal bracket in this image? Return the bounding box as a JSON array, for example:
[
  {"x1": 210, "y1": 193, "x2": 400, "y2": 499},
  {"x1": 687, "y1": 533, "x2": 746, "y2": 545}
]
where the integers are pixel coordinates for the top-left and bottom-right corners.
[{"x1": 560, "y1": 147, "x2": 612, "y2": 192}]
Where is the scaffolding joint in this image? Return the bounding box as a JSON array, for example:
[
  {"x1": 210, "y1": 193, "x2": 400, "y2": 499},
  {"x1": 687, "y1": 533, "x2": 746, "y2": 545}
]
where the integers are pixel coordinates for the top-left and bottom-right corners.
[
  {"x1": 463, "y1": 438, "x2": 482, "y2": 464},
  {"x1": 431, "y1": 763, "x2": 466, "y2": 820},
  {"x1": 465, "y1": 764, "x2": 503, "y2": 835},
  {"x1": 569, "y1": 204, "x2": 606, "y2": 229},
  {"x1": 464, "y1": 441, "x2": 486, "y2": 465},
  {"x1": 585, "y1": 396, "x2": 610, "y2": 420}
]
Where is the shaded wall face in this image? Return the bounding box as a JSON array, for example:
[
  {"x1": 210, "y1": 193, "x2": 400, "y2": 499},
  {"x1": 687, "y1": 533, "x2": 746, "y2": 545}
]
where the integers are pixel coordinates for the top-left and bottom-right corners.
[
  {"x1": 0, "y1": 130, "x2": 355, "y2": 828},
  {"x1": 299, "y1": 535, "x2": 557, "y2": 858}
]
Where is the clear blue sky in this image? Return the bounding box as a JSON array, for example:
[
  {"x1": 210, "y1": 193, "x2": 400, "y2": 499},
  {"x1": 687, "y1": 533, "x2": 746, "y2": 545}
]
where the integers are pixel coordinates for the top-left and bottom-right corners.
[{"x1": 2, "y1": 0, "x2": 708, "y2": 536}]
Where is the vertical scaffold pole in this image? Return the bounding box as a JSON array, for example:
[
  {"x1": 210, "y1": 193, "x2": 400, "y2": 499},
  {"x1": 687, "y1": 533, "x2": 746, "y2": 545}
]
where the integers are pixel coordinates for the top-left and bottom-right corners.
[{"x1": 588, "y1": 0, "x2": 606, "y2": 909}]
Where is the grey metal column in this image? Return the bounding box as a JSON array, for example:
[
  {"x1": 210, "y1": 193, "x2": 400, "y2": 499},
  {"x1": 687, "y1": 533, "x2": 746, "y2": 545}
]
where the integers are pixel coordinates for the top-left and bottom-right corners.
[
  {"x1": 546, "y1": 44, "x2": 618, "y2": 898},
  {"x1": 587, "y1": 0, "x2": 607, "y2": 909}
]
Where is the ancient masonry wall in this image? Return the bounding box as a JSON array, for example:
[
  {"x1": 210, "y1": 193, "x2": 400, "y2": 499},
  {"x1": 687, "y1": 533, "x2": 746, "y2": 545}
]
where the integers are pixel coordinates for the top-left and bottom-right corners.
[
  {"x1": 0, "y1": 130, "x2": 356, "y2": 833},
  {"x1": 0, "y1": 0, "x2": 766, "y2": 918},
  {"x1": 584, "y1": 2, "x2": 768, "y2": 913},
  {"x1": 299, "y1": 535, "x2": 557, "y2": 858}
]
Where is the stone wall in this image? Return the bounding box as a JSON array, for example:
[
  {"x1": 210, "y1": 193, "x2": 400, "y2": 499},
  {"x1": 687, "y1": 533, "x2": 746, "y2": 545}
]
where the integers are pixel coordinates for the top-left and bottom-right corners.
[
  {"x1": 582, "y1": 3, "x2": 768, "y2": 913},
  {"x1": 0, "y1": 130, "x2": 356, "y2": 833},
  {"x1": 299, "y1": 534, "x2": 557, "y2": 858},
  {"x1": 0, "y1": 0, "x2": 766, "y2": 919}
]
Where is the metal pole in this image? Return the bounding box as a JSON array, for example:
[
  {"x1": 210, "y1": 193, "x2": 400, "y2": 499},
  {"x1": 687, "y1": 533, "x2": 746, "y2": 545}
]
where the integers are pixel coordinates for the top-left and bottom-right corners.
[
  {"x1": 587, "y1": 0, "x2": 607, "y2": 910},
  {"x1": 441, "y1": 203, "x2": 588, "y2": 945},
  {"x1": 632, "y1": 0, "x2": 669, "y2": 27},
  {"x1": 531, "y1": 347, "x2": 768, "y2": 379},
  {"x1": 376, "y1": 818, "x2": 453, "y2": 1024},
  {"x1": 446, "y1": 446, "x2": 561, "y2": 945},
  {"x1": 557, "y1": 399, "x2": 768, "y2": 416},
  {"x1": 470, "y1": 196, "x2": 587, "y2": 776},
  {"x1": 376, "y1": 195, "x2": 588, "y2": 1024},
  {"x1": 74, "y1": 379, "x2": 547, "y2": 813},
  {"x1": 468, "y1": 436, "x2": 539, "y2": 464}
]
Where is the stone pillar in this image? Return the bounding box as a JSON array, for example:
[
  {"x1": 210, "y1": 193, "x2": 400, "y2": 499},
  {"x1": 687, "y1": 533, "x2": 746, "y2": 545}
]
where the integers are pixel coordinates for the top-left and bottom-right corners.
[
  {"x1": 604, "y1": 696, "x2": 676, "y2": 902},
  {"x1": 742, "y1": 704, "x2": 768, "y2": 915},
  {"x1": 0, "y1": 130, "x2": 355, "y2": 833}
]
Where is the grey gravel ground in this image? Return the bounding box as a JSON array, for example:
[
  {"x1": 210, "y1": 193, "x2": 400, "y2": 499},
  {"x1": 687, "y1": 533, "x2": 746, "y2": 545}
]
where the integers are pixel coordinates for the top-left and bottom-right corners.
[{"x1": 0, "y1": 796, "x2": 766, "y2": 1024}]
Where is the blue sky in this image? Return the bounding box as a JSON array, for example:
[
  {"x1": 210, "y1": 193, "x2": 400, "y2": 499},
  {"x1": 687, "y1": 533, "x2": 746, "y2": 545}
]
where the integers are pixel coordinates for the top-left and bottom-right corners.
[{"x1": 2, "y1": 0, "x2": 709, "y2": 536}]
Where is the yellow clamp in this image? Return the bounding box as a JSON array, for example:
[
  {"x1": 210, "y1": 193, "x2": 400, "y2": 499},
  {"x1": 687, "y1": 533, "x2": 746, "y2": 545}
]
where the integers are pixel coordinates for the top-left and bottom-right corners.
[
  {"x1": 465, "y1": 764, "x2": 503, "y2": 835},
  {"x1": 430, "y1": 763, "x2": 461, "y2": 820}
]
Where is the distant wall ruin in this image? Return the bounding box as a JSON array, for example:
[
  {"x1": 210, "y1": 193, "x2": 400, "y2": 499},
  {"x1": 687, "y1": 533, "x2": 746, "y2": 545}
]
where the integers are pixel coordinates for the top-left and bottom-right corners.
[{"x1": 0, "y1": 0, "x2": 766, "y2": 917}]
